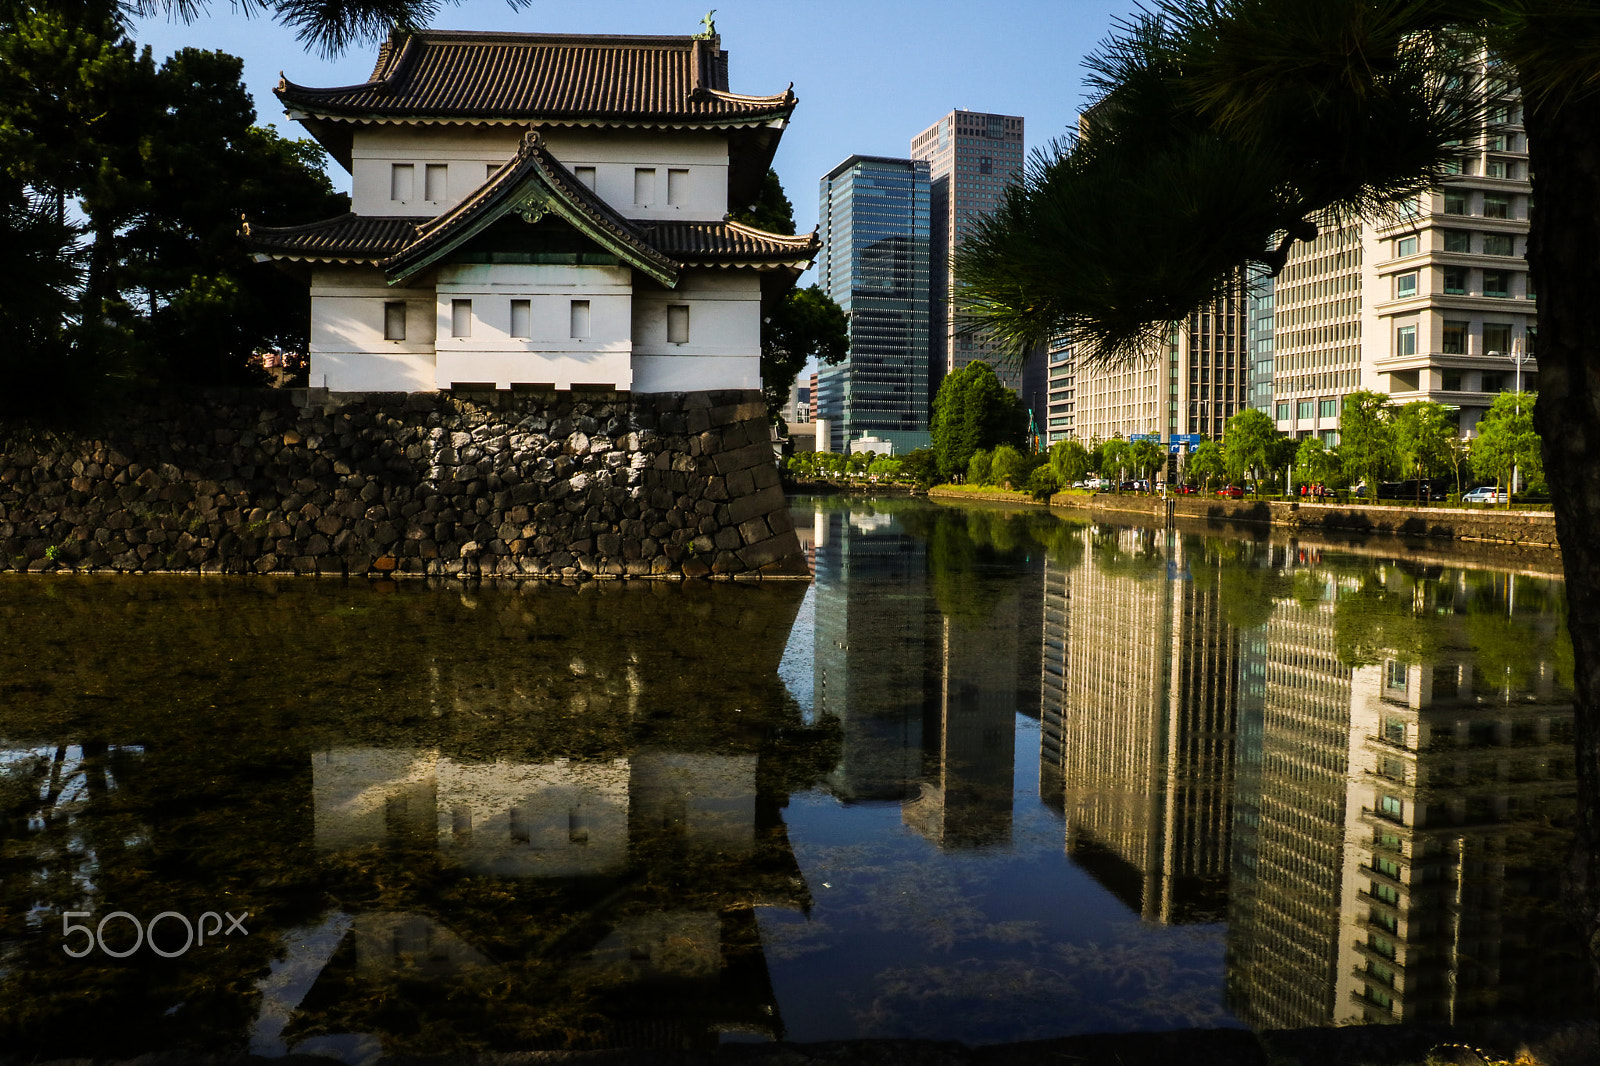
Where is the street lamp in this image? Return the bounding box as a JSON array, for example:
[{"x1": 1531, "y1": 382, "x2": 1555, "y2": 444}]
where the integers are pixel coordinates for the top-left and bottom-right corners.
[{"x1": 1509, "y1": 336, "x2": 1530, "y2": 495}]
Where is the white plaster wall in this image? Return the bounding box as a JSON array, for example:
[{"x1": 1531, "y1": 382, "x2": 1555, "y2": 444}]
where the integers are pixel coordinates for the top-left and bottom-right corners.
[
  {"x1": 309, "y1": 265, "x2": 439, "y2": 392},
  {"x1": 350, "y1": 126, "x2": 522, "y2": 216},
  {"x1": 540, "y1": 128, "x2": 728, "y2": 222},
  {"x1": 348, "y1": 126, "x2": 729, "y2": 221},
  {"x1": 631, "y1": 270, "x2": 761, "y2": 392},
  {"x1": 434, "y1": 262, "x2": 633, "y2": 389}
]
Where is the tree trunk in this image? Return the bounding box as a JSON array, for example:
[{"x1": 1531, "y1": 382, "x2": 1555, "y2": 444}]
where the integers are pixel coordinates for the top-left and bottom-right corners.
[{"x1": 1522, "y1": 80, "x2": 1600, "y2": 1001}]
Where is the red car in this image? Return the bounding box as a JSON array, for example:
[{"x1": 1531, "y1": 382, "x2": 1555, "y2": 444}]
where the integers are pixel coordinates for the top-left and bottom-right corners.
[
  {"x1": 1215, "y1": 485, "x2": 1245, "y2": 499},
  {"x1": 1175, "y1": 485, "x2": 1199, "y2": 494}
]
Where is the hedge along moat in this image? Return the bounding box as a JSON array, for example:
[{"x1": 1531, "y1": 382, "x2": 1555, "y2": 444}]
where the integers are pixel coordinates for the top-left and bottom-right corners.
[{"x1": 0, "y1": 388, "x2": 807, "y2": 580}]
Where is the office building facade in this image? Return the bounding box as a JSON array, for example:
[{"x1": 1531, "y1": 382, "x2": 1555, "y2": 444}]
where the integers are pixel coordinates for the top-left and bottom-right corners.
[
  {"x1": 815, "y1": 156, "x2": 933, "y2": 454},
  {"x1": 1275, "y1": 65, "x2": 1535, "y2": 441},
  {"x1": 910, "y1": 110, "x2": 1039, "y2": 410}
]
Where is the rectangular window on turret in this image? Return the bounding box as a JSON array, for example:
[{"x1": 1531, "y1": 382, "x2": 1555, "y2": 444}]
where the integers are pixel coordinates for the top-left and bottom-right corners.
[
  {"x1": 510, "y1": 300, "x2": 531, "y2": 339},
  {"x1": 424, "y1": 164, "x2": 447, "y2": 202},
  {"x1": 390, "y1": 164, "x2": 414, "y2": 202},
  {"x1": 667, "y1": 168, "x2": 689, "y2": 205},
  {"x1": 570, "y1": 300, "x2": 590, "y2": 339},
  {"x1": 575, "y1": 166, "x2": 596, "y2": 191},
  {"x1": 634, "y1": 168, "x2": 656, "y2": 206},
  {"x1": 383, "y1": 301, "x2": 406, "y2": 341},
  {"x1": 667, "y1": 304, "x2": 690, "y2": 344},
  {"x1": 451, "y1": 299, "x2": 472, "y2": 338}
]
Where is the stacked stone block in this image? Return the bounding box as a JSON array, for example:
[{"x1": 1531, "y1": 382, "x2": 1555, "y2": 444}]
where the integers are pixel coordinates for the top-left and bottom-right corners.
[{"x1": 0, "y1": 388, "x2": 807, "y2": 580}]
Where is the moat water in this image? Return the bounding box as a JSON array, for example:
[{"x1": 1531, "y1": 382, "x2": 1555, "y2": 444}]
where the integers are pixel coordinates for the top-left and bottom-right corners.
[{"x1": 0, "y1": 496, "x2": 1586, "y2": 1057}]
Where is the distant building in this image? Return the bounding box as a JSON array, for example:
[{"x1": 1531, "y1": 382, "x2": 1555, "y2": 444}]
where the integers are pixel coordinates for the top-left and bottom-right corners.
[
  {"x1": 1070, "y1": 298, "x2": 1250, "y2": 455},
  {"x1": 815, "y1": 155, "x2": 933, "y2": 454},
  {"x1": 1044, "y1": 333, "x2": 1075, "y2": 445},
  {"x1": 910, "y1": 111, "x2": 1032, "y2": 392}
]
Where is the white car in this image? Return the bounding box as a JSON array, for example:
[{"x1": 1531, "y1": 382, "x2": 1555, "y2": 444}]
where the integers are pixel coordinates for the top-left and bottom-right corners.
[{"x1": 1461, "y1": 486, "x2": 1507, "y2": 503}]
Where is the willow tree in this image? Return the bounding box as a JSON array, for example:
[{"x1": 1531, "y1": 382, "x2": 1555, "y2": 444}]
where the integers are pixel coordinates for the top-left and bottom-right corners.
[{"x1": 954, "y1": 0, "x2": 1600, "y2": 987}]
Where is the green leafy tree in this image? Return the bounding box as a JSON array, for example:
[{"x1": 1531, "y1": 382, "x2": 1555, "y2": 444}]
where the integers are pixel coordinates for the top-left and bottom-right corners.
[
  {"x1": 1392, "y1": 400, "x2": 1457, "y2": 503},
  {"x1": 760, "y1": 283, "x2": 849, "y2": 418},
  {"x1": 1128, "y1": 438, "x2": 1166, "y2": 486},
  {"x1": 1472, "y1": 391, "x2": 1541, "y2": 502},
  {"x1": 991, "y1": 443, "x2": 1026, "y2": 488},
  {"x1": 733, "y1": 168, "x2": 795, "y2": 235},
  {"x1": 1295, "y1": 436, "x2": 1338, "y2": 491},
  {"x1": 1223, "y1": 407, "x2": 1275, "y2": 495},
  {"x1": 1100, "y1": 437, "x2": 1131, "y2": 489},
  {"x1": 1265, "y1": 432, "x2": 1299, "y2": 492},
  {"x1": 1338, "y1": 391, "x2": 1395, "y2": 499},
  {"x1": 0, "y1": 9, "x2": 348, "y2": 396},
  {"x1": 898, "y1": 448, "x2": 939, "y2": 489},
  {"x1": 966, "y1": 448, "x2": 992, "y2": 486},
  {"x1": 1025, "y1": 467, "x2": 1060, "y2": 501},
  {"x1": 1188, "y1": 439, "x2": 1225, "y2": 490},
  {"x1": 1050, "y1": 438, "x2": 1092, "y2": 485},
  {"x1": 930, "y1": 359, "x2": 1027, "y2": 479},
  {"x1": 949, "y1": 1, "x2": 1600, "y2": 978}
]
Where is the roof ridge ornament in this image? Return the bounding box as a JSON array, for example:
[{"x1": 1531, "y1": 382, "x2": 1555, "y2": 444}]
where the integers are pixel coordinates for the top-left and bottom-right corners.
[{"x1": 694, "y1": 10, "x2": 717, "y2": 40}]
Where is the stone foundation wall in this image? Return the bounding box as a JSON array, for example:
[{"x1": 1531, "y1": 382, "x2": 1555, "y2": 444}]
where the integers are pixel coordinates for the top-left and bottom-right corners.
[{"x1": 0, "y1": 388, "x2": 807, "y2": 580}]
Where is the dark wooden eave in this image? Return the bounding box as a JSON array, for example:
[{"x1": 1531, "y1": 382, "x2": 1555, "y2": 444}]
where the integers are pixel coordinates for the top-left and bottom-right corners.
[
  {"x1": 642, "y1": 220, "x2": 818, "y2": 271},
  {"x1": 242, "y1": 214, "x2": 422, "y2": 264}
]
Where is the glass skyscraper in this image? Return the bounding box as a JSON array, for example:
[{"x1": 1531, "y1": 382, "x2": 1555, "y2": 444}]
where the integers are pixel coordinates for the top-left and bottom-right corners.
[{"x1": 815, "y1": 156, "x2": 932, "y2": 454}]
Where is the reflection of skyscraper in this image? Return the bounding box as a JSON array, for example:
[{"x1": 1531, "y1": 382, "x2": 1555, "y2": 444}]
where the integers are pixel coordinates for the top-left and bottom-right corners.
[
  {"x1": 1225, "y1": 558, "x2": 1589, "y2": 1029},
  {"x1": 815, "y1": 156, "x2": 932, "y2": 453},
  {"x1": 1225, "y1": 561, "x2": 1354, "y2": 1029},
  {"x1": 812, "y1": 507, "x2": 938, "y2": 801},
  {"x1": 904, "y1": 609, "x2": 1019, "y2": 850},
  {"x1": 1047, "y1": 530, "x2": 1240, "y2": 924},
  {"x1": 1336, "y1": 607, "x2": 1586, "y2": 1024}
]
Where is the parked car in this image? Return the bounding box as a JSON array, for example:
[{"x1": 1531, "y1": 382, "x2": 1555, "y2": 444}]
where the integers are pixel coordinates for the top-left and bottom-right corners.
[
  {"x1": 1378, "y1": 477, "x2": 1450, "y2": 501},
  {"x1": 1462, "y1": 485, "x2": 1508, "y2": 503},
  {"x1": 1215, "y1": 485, "x2": 1245, "y2": 499},
  {"x1": 1175, "y1": 484, "x2": 1199, "y2": 494}
]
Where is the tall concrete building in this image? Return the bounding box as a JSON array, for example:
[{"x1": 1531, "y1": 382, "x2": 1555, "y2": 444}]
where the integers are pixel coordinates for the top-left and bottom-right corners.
[
  {"x1": 815, "y1": 156, "x2": 933, "y2": 454},
  {"x1": 1274, "y1": 66, "x2": 1535, "y2": 441},
  {"x1": 1044, "y1": 333, "x2": 1076, "y2": 445},
  {"x1": 910, "y1": 110, "x2": 1042, "y2": 420},
  {"x1": 1067, "y1": 299, "x2": 1250, "y2": 451}
]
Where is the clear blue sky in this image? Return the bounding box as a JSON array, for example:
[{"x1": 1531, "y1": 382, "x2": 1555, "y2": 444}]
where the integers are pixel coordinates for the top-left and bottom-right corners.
[{"x1": 131, "y1": 0, "x2": 1133, "y2": 237}]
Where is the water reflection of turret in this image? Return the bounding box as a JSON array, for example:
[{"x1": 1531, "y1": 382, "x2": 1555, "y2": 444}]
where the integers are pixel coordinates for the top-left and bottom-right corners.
[
  {"x1": 1044, "y1": 528, "x2": 1240, "y2": 924},
  {"x1": 282, "y1": 581, "x2": 826, "y2": 1055},
  {"x1": 812, "y1": 505, "x2": 939, "y2": 803},
  {"x1": 1335, "y1": 570, "x2": 1585, "y2": 1026}
]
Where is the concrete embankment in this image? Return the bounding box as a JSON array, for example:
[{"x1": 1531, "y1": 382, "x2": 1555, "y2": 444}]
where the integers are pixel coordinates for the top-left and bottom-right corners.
[
  {"x1": 930, "y1": 487, "x2": 1561, "y2": 552},
  {"x1": 0, "y1": 388, "x2": 806, "y2": 580}
]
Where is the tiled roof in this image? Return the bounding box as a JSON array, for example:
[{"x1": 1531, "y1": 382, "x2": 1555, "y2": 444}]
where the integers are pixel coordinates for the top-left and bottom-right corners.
[
  {"x1": 277, "y1": 30, "x2": 796, "y2": 128},
  {"x1": 242, "y1": 214, "x2": 421, "y2": 262},
  {"x1": 642, "y1": 220, "x2": 819, "y2": 268},
  {"x1": 383, "y1": 130, "x2": 680, "y2": 286}
]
